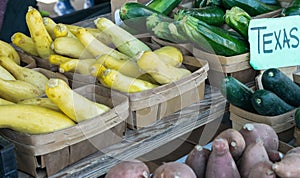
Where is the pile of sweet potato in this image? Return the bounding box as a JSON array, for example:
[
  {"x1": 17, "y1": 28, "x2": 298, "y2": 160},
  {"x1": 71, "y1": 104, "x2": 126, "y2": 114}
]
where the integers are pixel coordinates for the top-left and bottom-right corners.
[
  {"x1": 104, "y1": 123, "x2": 300, "y2": 178},
  {"x1": 185, "y1": 123, "x2": 300, "y2": 178}
]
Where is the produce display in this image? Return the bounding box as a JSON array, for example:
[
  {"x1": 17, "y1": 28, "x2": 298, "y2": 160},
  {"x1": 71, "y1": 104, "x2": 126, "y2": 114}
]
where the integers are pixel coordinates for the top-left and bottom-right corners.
[
  {"x1": 105, "y1": 123, "x2": 300, "y2": 178},
  {"x1": 1, "y1": 0, "x2": 300, "y2": 176}
]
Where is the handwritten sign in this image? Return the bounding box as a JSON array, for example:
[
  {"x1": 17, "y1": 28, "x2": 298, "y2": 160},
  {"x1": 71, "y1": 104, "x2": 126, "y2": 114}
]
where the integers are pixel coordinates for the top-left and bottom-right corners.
[{"x1": 248, "y1": 16, "x2": 300, "y2": 70}]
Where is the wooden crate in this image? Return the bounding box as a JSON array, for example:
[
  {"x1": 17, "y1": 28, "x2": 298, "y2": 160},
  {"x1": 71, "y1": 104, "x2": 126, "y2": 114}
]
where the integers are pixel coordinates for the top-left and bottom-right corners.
[
  {"x1": 193, "y1": 48, "x2": 258, "y2": 87},
  {"x1": 0, "y1": 84, "x2": 129, "y2": 177},
  {"x1": 229, "y1": 104, "x2": 295, "y2": 143},
  {"x1": 293, "y1": 69, "x2": 300, "y2": 85},
  {"x1": 294, "y1": 127, "x2": 300, "y2": 147},
  {"x1": 17, "y1": 50, "x2": 36, "y2": 68},
  {"x1": 126, "y1": 56, "x2": 209, "y2": 129},
  {"x1": 32, "y1": 67, "x2": 69, "y2": 84}
]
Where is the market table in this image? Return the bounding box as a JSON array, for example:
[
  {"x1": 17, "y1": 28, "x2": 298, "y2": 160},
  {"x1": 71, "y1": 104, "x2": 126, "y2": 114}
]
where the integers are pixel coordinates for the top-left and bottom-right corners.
[{"x1": 17, "y1": 85, "x2": 226, "y2": 177}]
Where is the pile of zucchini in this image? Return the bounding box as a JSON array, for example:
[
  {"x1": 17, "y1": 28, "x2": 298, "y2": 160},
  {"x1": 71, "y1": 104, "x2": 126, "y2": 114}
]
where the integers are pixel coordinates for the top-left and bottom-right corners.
[
  {"x1": 119, "y1": 0, "x2": 281, "y2": 56},
  {"x1": 221, "y1": 68, "x2": 300, "y2": 118}
]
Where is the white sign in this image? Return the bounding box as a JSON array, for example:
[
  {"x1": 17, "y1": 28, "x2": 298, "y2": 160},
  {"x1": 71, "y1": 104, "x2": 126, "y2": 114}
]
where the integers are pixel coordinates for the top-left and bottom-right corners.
[{"x1": 248, "y1": 16, "x2": 300, "y2": 70}]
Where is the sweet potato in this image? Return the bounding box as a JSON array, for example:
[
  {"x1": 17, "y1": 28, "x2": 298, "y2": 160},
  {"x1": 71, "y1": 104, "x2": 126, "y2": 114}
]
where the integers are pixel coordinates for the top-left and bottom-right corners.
[
  {"x1": 238, "y1": 139, "x2": 269, "y2": 178},
  {"x1": 215, "y1": 128, "x2": 246, "y2": 161},
  {"x1": 152, "y1": 162, "x2": 196, "y2": 178},
  {"x1": 105, "y1": 159, "x2": 150, "y2": 178},
  {"x1": 206, "y1": 138, "x2": 241, "y2": 178},
  {"x1": 239, "y1": 123, "x2": 279, "y2": 153},
  {"x1": 272, "y1": 154, "x2": 300, "y2": 177},
  {"x1": 267, "y1": 149, "x2": 283, "y2": 163},
  {"x1": 185, "y1": 145, "x2": 210, "y2": 178},
  {"x1": 248, "y1": 161, "x2": 276, "y2": 178},
  {"x1": 285, "y1": 147, "x2": 300, "y2": 156}
]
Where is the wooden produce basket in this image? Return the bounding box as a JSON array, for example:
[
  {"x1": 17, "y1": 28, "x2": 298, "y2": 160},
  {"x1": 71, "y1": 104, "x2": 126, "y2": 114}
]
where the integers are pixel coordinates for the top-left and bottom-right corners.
[
  {"x1": 126, "y1": 56, "x2": 209, "y2": 130},
  {"x1": 293, "y1": 69, "x2": 300, "y2": 85},
  {"x1": 294, "y1": 127, "x2": 300, "y2": 147},
  {"x1": 229, "y1": 104, "x2": 295, "y2": 143},
  {"x1": 17, "y1": 50, "x2": 36, "y2": 69},
  {"x1": 0, "y1": 84, "x2": 129, "y2": 177},
  {"x1": 193, "y1": 48, "x2": 258, "y2": 87}
]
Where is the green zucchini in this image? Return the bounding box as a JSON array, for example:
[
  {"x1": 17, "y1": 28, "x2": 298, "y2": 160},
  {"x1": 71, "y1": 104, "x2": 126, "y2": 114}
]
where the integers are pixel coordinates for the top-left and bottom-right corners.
[
  {"x1": 193, "y1": 0, "x2": 208, "y2": 7},
  {"x1": 179, "y1": 15, "x2": 249, "y2": 56},
  {"x1": 295, "y1": 107, "x2": 300, "y2": 129},
  {"x1": 220, "y1": 76, "x2": 256, "y2": 112},
  {"x1": 224, "y1": 6, "x2": 251, "y2": 39},
  {"x1": 222, "y1": 0, "x2": 280, "y2": 16},
  {"x1": 174, "y1": 6, "x2": 225, "y2": 26},
  {"x1": 119, "y1": 2, "x2": 166, "y2": 32},
  {"x1": 146, "y1": 13, "x2": 188, "y2": 43},
  {"x1": 281, "y1": 6, "x2": 300, "y2": 16},
  {"x1": 262, "y1": 68, "x2": 300, "y2": 107},
  {"x1": 251, "y1": 89, "x2": 295, "y2": 116},
  {"x1": 147, "y1": 0, "x2": 183, "y2": 15}
]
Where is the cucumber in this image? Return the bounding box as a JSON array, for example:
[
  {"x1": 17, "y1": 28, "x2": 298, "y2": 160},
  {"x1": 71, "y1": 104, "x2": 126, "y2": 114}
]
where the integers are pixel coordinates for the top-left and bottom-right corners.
[
  {"x1": 220, "y1": 76, "x2": 256, "y2": 112},
  {"x1": 179, "y1": 15, "x2": 249, "y2": 56},
  {"x1": 119, "y1": 2, "x2": 166, "y2": 32},
  {"x1": 147, "y1": 0, "x2": 183, "y2": 15},
  {"x1": 222, "y1": 0, "x2": 280, "y2": 16},
  {"x1": 262, "y1": 68, "x2": 300, "y2": 107},
  {"x1": 251, "y1": 89, "x2": 295, "y2": 116},
  {"x1": 295, "y1": 107, "x2": 300, "y2": 129},
  {"x1": 174, "y1": 6, "x2": 225, "y2": 26}
]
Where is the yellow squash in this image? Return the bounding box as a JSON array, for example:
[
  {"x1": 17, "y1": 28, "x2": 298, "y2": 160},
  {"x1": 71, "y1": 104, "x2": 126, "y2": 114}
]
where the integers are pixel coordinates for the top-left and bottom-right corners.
[
  {"x1": 66, "y1": 24, "x2": 112, "y2": 46},
  {"x1": 18, "y1": 98, "x2": 61, "y2": 112},
  {"x1": 51, "y1": 36, "x2": 94, "y2": 59},
  {"x1": 74, "y1": 27, "x2": 130, "y2": 60},
  {"x1": 49, "y1": 54, "x2": 73, "y2": 65},
  {"x1": 94, "y1": 17, "x2": 151, "y2": 58},
  {"x1": 0, "y1": 56, "x2": 49, "y2": 91},
  {"x1": 0, "y1": 65, "x2": 15, "y2": 81},
  {"x1": 11, "y1": 32, "x2": 39, "y2": 56},
  {"x1": 0, "y1": 40, "x2": 20, "y2": 65},
  {"x1": 95, "y1": 55, "x2": 144, "y2": 78},
  {"x1": 95, "y1": 55, "x2": 156, "y2": 83},
  {"x1": 0, "y1": 104, "x2": 75, "y2": 134},
  {"x1": 154, "y1": 46, "x2": 183, "y2": 67},
  {"x1": 0, "y1": 79, "x2": 43, "y2": 103},
  {"x1": 137, "y1": 51, "x2": 191, "y2": 84},
  {"x1": 45, "y1": 78, "x2": 110, "y2": 122},
  {"x1": 53, "y1": 23, "x2": 76, "y2": 38},
  {"x1": 59, "y1": 59, "x2": 96, "y2": 75},
  {"x1": 26, "y1": 6, "x2": 54, "y2": 59},
  {"x1": 0, "y1": 98, "x2": 15, "y2": 105},
  {"x1": 98, "y1": 68, "x2": 158, "y2": 93},
  {"x1": 43, "y1": 17, "x2": 57, "y2": 40}
]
